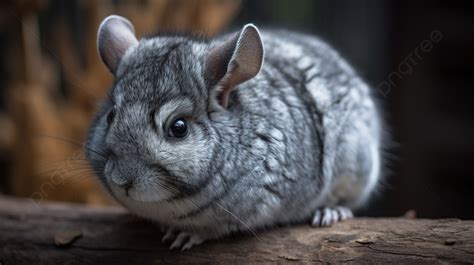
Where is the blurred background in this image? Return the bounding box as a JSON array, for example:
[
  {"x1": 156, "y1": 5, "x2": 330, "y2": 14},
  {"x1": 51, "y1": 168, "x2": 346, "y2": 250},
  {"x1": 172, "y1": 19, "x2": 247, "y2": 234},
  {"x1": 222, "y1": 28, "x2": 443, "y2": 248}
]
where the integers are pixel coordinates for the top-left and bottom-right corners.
[{"x1": 0, "y1": 0, "x2": 472, "y2": 219}]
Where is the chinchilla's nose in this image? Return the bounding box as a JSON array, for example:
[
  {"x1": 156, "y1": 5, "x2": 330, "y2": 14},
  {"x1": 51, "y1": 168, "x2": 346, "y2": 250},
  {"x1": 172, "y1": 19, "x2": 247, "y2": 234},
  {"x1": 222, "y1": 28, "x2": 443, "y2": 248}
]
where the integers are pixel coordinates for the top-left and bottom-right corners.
[
  {"x1": 111, "y1": 174, "x2": 133, "y2": 192},
  {"x1": 105, "y1": 160, "x2": 134, "y2": 192}
]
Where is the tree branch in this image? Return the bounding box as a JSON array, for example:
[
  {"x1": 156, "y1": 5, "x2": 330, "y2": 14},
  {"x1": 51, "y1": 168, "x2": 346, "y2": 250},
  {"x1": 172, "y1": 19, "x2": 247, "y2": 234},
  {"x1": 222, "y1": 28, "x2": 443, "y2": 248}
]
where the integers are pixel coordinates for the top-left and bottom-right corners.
[{"x1": 0, "y1": 196, "x2": 473, "y2": 264}]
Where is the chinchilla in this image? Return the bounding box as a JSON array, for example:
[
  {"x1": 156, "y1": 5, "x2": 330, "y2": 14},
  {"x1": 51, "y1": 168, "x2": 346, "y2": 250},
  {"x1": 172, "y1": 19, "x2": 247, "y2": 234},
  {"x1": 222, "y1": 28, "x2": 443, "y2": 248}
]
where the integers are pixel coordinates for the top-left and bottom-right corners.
[{"x1": 86, "y1": 15, "x2": 383, "y2": 250}]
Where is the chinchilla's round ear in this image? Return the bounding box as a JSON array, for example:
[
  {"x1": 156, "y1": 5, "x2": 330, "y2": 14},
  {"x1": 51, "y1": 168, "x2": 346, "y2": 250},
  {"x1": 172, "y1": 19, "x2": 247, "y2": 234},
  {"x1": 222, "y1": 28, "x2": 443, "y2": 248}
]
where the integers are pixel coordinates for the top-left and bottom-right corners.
[
  {"x1": 205, "y1": 24, "x2": 264, "y2": 108},
  {"x1": 97, "y1": 15, "x2": 138, "y2": 74}
]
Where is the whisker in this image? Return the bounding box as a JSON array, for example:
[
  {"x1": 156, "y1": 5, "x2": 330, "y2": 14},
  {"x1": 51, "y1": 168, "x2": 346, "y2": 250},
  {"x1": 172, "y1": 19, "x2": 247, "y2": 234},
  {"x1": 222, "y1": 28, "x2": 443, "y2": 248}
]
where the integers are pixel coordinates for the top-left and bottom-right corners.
[
  {"x1": 157, "y1": 181, "x2": 212, "y2": 236},
  {"x1": 61, "y1": 173, "x2": 96, "y2": 186},
  {"x1": 36, "y1": 158, "x2": 91, "y2": 172},
  {"x1": 157, "y1": 175, "x2": 262, "y2": 241},
  {"x1": 212, "y1": 200, "x2": 262, "y2": 241},
  {"x1": 35, "y1": 134, "x2": 107, "y2": 159}
]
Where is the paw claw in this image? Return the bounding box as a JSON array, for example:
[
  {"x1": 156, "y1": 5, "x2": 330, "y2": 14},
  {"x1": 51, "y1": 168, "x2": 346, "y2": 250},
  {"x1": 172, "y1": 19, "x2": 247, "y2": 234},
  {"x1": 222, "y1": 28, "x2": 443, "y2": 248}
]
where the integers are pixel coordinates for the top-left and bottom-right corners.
[
  {"x1": 311, "y1": 210, "x2": 322, "y2": 226},
  {"x1": 181, "y1": 236, "x2": 204, "y2": 251},
  {"x1": 169, "y1": 232, "x2": 188, "y2": 250},
  {"x1": 162, "y1": 228, "x2": 206, "y2": 250},
  {"x1": 311, "y1": 207, "x2": 353, "y2": 227},
  {"x1": 162, "y1": 228, "x2": 176, "y2": 243},
  {"x1": 337, "y1": 207, "x2": 353, "y2": 220}
]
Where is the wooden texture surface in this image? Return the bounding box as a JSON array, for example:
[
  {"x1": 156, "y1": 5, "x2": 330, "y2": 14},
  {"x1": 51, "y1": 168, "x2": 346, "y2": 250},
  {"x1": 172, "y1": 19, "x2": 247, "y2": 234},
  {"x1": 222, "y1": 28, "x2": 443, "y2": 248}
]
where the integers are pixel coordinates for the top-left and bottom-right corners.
[{"x1": 0, "y1": 196, "x2": 473, "y2": 264}]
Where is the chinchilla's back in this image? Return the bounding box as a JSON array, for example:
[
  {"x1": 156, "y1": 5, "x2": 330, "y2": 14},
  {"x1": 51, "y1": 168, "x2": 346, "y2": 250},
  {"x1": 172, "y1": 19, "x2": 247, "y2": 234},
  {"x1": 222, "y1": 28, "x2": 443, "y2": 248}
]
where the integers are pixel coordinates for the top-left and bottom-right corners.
[{"x1": 223, "y1": 29, "x2": 382, "y2": 226}]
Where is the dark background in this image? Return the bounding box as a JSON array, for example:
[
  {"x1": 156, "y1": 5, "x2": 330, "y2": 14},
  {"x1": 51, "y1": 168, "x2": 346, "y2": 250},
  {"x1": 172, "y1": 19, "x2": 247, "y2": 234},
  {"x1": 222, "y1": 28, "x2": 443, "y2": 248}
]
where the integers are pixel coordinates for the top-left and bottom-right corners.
[{"x1": 0, "y1": 0, "x2": 473, "y2": 219}]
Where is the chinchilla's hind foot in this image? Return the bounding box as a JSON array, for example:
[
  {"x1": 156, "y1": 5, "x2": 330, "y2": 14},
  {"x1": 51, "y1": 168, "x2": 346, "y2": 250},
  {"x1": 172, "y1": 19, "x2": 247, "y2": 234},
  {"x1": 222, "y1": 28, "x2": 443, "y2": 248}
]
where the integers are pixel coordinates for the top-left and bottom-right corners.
[
  {"x1": 311, "y1": 207, "x2": 353, "y2": 227},
  {"x1": 162, "y1": 228, "x2": 206, "y2": 251}
]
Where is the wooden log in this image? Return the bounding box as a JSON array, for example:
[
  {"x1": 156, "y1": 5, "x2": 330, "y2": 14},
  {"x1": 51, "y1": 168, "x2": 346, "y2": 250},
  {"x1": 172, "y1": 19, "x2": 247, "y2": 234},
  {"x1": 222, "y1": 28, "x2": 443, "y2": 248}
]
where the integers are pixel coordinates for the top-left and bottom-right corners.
[{"x1": 0, "y1": 196, "x2": 473, "y2": 264}]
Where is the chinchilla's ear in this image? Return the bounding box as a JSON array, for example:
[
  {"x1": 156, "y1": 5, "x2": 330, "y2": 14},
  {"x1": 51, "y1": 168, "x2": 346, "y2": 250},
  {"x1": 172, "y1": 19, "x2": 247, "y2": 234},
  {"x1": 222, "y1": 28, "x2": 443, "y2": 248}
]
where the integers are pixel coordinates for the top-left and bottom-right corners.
[
  {"x1": 97, "y1": 15, "x2": 138, "y2": 74},
  {"x1": 205, "y1": 24, "x2": 264, "y2": 108}
]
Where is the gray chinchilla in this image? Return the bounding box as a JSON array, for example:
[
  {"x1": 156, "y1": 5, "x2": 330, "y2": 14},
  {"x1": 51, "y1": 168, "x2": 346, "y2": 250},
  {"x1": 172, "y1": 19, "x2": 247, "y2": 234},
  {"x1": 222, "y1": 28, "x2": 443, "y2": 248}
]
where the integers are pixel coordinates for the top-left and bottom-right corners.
[{"x1": 86, "y1": 15, "x2": 384, "y2": 250}]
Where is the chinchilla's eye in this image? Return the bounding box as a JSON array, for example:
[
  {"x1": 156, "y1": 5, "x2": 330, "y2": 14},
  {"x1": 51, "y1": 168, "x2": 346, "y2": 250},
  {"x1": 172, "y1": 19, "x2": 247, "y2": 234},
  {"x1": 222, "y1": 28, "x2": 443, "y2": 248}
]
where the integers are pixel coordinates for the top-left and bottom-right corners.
[
  {"x1": 168, "y1": 118, "x2": 188, "y2": 138},
  {"x1": 106, "y1": 106, "x2": 116, "y2": 125}
]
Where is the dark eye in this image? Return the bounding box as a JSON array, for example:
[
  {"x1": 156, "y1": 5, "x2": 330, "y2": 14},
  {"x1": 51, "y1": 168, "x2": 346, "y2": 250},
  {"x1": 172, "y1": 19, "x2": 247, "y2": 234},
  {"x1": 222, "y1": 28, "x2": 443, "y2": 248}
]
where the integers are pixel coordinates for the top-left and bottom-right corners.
[
  {"x1": 106, "y1": 106, "x2": 116, "y2": 125},
  {"x1": 168, "y1": 118, "x2": 188, "y2": 138}
]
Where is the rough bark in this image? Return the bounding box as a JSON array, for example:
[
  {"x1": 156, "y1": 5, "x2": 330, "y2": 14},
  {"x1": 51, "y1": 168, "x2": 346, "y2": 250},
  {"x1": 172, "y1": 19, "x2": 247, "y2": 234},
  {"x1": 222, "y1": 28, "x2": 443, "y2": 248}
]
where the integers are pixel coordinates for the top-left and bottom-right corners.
[{"x1": 0, "y1": 196, "x2": 473, "y2": 264}]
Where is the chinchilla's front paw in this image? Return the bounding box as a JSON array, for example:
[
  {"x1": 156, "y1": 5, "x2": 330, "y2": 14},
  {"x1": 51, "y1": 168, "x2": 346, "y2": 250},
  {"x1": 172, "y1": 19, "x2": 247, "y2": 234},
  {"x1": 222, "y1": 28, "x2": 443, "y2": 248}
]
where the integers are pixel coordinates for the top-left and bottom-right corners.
[
  {"x1": 311, "y1": 207, "x2": 353, "y2": 227},
  {"x1": 162, "y1": 228, "x2": 207, "y2": 251}
]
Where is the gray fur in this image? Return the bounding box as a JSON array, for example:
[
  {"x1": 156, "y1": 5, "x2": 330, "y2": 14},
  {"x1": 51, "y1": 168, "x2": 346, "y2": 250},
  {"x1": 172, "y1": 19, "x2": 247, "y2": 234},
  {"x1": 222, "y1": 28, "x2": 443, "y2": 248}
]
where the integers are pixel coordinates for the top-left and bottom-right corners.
[{"x1": 87, "y1": 17, "x2": 383, "y2": 246}]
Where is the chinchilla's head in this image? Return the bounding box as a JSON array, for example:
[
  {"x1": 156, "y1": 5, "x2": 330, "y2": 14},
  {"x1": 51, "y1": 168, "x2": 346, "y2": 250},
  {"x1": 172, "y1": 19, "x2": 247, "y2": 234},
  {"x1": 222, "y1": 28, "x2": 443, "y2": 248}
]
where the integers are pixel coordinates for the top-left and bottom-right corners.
[{"x1": 86, "y1": 15, "x2": 263, "y2": 219}]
